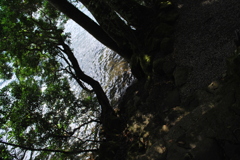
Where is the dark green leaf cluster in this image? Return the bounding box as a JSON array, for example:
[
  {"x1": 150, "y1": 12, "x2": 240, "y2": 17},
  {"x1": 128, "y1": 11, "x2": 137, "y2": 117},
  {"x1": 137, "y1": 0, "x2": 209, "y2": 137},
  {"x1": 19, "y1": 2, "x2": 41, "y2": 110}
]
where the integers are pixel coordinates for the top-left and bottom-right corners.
[{"x1": 0, "y1": 0, "x2": 100, "y2": 159}]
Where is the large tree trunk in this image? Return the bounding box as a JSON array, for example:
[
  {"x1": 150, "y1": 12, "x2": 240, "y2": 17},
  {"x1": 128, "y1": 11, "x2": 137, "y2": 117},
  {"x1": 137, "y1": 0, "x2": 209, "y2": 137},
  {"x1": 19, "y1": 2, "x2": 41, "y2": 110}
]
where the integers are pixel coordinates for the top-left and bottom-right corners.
[
  {"x1": 48, "y1": 0, "x2": 156, "y2": 80},
  {"x1": 79, "y1": 0, "x2": 138, "y2": 59},
  {"x1": 47, "y1": 0, "x2": 132, "y2": 61}
]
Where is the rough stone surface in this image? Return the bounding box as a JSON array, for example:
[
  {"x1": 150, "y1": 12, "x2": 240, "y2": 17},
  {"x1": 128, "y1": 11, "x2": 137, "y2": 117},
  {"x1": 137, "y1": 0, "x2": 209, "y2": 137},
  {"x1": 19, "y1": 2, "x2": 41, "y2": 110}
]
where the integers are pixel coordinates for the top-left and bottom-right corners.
[
  {"x1": 171, "y1": 0, "x2": 240, "y2": 96},
  {"x1": 117, "y1": 1, "x2": 240, "y2": 160},
  {"x1": 173, "y1": 66, "x2": 189, "y2": 86},
  {"x1": 133, "y1": 76, "x2": 240, "y2": 160}
]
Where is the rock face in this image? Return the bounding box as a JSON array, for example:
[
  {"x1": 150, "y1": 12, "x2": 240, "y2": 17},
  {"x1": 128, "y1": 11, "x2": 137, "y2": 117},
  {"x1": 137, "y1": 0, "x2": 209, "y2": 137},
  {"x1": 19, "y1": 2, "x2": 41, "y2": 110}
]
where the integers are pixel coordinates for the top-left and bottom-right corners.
[
  {"x1": 172, "y1": 81, "x2": 240, "y2": 159},
  {"x1": 171, "y1": 0, "x2": 240, "y2": 97},
  {"x1": 154, "y1": 1, "x2": 240, "y2": 157},
  {"x1": 136, "y1": 75, "x2": 240, "y2": 160},
  {"x1": 120, "y1": 1, "x2": 240, "y2": 159}
]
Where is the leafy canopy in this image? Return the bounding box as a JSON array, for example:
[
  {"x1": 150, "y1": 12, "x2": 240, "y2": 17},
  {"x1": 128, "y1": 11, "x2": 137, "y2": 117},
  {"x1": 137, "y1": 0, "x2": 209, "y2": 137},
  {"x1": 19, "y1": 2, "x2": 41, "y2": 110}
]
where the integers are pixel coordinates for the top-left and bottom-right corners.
[{"x1": 0, "y1": 0, "x2": 101, "y2": 159}]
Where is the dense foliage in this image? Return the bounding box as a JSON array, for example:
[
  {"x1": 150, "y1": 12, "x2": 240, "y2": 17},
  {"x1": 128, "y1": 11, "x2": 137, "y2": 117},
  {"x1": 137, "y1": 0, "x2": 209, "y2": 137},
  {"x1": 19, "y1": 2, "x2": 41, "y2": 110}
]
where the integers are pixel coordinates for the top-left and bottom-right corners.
[{"x1": 0, "y1": 0, "x2": 103, "y2": 159}]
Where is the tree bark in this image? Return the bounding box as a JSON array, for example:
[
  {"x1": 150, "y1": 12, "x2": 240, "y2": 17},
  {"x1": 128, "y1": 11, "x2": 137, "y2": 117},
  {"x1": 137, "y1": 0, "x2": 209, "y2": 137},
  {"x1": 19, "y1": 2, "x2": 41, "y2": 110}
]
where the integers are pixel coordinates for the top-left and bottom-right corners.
[
  {"x1": 48, "y1": 0, "x2": 154, "y2": 79},
  {"x1": 47, "y1": 0, "x2": 125, "y2": 58},
  {"x1": 79, "y1": 0, "x2": 137, "y2": 59}
]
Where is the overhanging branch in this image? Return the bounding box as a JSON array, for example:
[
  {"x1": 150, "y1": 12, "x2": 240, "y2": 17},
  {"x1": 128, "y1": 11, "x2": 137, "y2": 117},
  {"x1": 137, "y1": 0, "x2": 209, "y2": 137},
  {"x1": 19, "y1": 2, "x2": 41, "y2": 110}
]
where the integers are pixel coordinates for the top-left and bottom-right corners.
[
  {"x1": 47, "y1": 0, "x2": 121, "y2": 54},
  {"x1": 69, "y1": 119, "x2": 100, "y2": 137},
  {"x1": 57, "y1": 39, "x2": 116, "y2": 125},
  {"x1": 65, "y1": 67, "x2": 94, "y2": 92}
]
